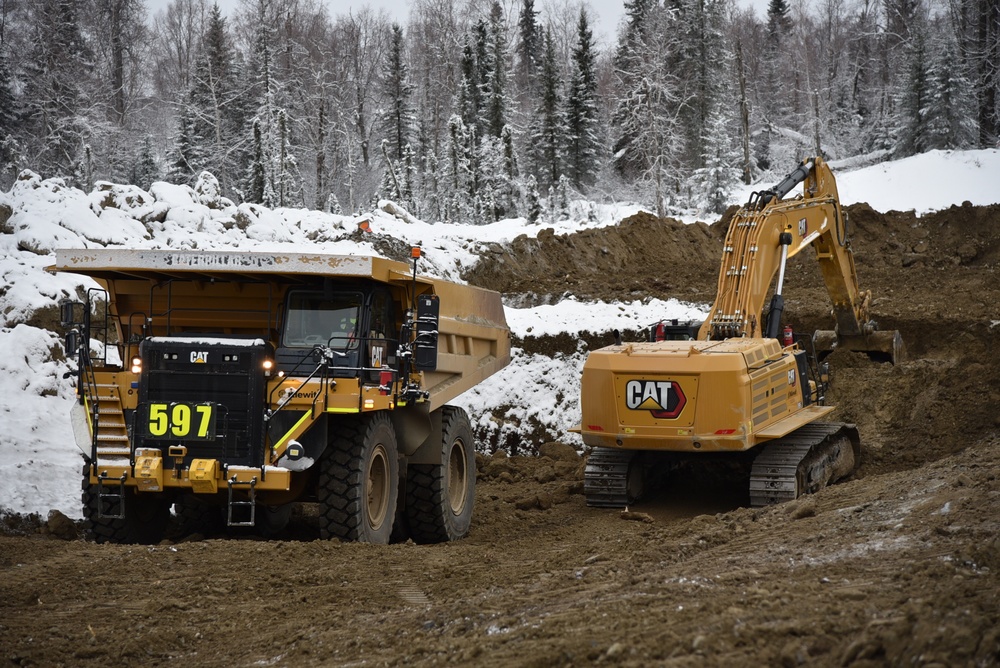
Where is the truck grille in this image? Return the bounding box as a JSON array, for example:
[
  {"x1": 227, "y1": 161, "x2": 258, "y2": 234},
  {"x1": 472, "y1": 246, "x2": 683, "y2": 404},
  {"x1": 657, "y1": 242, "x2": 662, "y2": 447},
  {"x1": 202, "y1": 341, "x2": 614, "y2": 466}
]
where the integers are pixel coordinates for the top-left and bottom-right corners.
[{"x1": 136, "y1": 338, "x2": 270, "y2": 467}]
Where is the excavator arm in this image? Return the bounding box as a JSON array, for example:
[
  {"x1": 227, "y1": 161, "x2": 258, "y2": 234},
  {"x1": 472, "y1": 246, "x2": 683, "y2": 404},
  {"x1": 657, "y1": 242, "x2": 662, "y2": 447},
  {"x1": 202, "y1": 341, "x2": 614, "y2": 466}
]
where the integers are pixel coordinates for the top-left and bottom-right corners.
[{"x1": 698, "y1": 157, "x2": 903, "y2": 363}]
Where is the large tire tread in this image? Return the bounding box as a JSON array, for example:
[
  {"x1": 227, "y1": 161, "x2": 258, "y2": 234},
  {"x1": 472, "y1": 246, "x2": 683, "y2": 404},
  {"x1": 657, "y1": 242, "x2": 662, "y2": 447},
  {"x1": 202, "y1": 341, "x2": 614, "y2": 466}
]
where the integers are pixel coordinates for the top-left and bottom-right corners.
[
  {"x1": 405, "y1": 406, "x2": 475, "y2": 544},
  {"x1": 318, "y1": 413, "x2": 398, "y2": 543},
  {"x1": 81, "y1": 465, "x2": 170, "y2": 544}
]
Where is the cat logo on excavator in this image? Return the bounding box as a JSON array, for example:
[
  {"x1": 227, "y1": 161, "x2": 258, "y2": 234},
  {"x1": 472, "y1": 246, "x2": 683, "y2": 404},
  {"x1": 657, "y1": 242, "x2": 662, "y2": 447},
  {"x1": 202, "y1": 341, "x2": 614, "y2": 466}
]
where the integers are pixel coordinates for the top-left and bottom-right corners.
[{"x1": 624, "y1": 379, "x2": 686, "y2": 419}]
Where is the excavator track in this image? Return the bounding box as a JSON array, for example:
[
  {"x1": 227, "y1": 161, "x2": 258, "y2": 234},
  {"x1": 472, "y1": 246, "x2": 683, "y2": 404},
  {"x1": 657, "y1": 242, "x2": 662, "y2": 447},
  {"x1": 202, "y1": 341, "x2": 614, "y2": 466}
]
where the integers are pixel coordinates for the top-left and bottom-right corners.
[
  {"x1": 584, "y1": 447, "x2": 639, "y2": 508},
  {"x1": 749, "y1": 422, "x2": 860, "y2": 507}
]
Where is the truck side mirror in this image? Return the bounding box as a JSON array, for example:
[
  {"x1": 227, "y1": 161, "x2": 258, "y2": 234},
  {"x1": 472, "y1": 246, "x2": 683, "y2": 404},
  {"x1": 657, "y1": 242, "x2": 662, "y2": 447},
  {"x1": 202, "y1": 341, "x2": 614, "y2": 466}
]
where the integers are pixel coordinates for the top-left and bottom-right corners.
[
  {"x1": 414, "y1": 294, "x2": 439, "y2": 371},
  {"x1": 60, "y1": 299, "x2": 81, "y2": 328},
  {"x1": 65, "y1": 330, "x2": 80, "y2": 359}
]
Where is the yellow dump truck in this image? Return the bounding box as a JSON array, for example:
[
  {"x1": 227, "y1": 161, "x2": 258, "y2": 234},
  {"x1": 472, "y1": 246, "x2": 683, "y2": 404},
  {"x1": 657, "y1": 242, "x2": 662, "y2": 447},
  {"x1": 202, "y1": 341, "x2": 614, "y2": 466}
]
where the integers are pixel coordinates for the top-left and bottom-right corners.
[{"x1": 52, "y1": 249, "x2": 510, "y2": 544}]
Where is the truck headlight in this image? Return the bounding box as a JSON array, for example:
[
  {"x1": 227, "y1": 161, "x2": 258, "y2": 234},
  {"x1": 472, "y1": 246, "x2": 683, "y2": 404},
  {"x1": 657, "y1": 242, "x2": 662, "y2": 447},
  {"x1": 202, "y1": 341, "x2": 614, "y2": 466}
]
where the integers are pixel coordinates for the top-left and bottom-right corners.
[{"x1": 131, "y1": 356, "x2": 142, "y2": 374}]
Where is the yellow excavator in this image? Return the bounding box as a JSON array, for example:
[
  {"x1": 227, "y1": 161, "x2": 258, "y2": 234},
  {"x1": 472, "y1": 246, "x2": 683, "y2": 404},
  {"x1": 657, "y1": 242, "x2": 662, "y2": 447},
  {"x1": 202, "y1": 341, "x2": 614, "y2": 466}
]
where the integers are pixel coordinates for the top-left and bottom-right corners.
[{"x1": 574, "y1": 157, "x2": 903, "y2": 507}]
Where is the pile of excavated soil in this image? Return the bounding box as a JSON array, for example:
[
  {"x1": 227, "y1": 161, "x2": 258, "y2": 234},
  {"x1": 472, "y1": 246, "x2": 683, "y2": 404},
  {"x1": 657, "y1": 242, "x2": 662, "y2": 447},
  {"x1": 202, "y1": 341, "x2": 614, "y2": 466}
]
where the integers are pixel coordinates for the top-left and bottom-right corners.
[{"x1": 1, "y1": 203, "x2": 998, "y2": 666}]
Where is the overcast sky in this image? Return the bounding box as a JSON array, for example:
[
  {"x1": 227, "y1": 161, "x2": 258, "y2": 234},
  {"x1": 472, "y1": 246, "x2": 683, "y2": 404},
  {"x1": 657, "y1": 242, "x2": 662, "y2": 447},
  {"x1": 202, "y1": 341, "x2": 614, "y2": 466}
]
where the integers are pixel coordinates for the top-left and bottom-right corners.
[
  {"x1": 145, "y1": 1, "x2": 628, "y2": 42},
  {"x1": 146, "y1": 0, "x2": 770, "y2": 53}
]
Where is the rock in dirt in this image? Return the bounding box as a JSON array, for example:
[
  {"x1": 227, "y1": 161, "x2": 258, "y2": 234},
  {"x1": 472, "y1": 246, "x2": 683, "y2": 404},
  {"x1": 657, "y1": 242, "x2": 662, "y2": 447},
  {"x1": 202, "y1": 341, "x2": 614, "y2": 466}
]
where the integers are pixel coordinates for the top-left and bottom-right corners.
[
  {"x1": 538, "y1": 442, "x2": 580, "y2": 462},
  {"x1": 45, "y1": 510, "x2": 78, "y2": 540}
]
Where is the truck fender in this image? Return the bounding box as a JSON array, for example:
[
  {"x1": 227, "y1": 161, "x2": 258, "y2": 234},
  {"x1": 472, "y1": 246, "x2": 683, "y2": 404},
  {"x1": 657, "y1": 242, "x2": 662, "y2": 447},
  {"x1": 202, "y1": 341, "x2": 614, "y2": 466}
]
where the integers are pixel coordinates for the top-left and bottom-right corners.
[{"x1": 393, "y1": 404, "x2": 441, "y2": 465}]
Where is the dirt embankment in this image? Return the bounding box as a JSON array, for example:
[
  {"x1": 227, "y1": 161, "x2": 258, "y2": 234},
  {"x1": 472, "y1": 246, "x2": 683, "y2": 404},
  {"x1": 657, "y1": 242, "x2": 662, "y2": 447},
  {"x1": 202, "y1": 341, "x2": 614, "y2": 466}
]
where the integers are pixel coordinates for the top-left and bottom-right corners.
[{"x1": 2, "y1": 202, "x2": 999, "y2": 667}]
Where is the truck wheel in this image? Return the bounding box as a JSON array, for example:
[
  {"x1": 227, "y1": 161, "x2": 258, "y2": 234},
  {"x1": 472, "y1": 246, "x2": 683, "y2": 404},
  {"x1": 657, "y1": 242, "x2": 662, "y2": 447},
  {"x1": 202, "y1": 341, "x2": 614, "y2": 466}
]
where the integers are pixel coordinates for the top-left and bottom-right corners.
[
  {"x1": 405, "y1": 406, "x2": 476, "y2": 543},
  {"x1": 256, "y1": 503, "x2": 293, "y2": 538},
  {"x1": 81, "y1": 465, "x2": 169, "y2": 544},
  {"x1": 318, "y1": 414, "x2": 399, "y2": 544},
  {"x1": 173, "y1": 493, "x2": 225, "y2": 538}
]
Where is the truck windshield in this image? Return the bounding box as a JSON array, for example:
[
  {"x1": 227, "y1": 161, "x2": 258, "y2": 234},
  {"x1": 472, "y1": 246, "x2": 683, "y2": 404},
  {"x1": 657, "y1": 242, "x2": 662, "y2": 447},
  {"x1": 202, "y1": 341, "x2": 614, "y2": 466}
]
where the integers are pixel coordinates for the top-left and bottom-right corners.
[{"x1": 283, "y1": 292, "x2": 362, "y2": 350}]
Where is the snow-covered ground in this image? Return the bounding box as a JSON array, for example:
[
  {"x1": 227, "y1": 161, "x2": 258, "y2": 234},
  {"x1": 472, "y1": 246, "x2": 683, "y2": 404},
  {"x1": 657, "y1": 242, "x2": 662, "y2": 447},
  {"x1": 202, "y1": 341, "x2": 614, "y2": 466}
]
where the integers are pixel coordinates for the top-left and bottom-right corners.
[{"x1": 1, "y1": 149, "x2": 998, "y2": 518}]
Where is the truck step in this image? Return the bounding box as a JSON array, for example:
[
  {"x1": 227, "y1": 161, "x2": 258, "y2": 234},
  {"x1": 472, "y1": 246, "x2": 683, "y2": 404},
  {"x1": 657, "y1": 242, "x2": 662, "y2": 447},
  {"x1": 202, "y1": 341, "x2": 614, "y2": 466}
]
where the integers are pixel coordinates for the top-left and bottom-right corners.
[{"x1": 227, "y1": 476, "x2": 258, "y2": 527}]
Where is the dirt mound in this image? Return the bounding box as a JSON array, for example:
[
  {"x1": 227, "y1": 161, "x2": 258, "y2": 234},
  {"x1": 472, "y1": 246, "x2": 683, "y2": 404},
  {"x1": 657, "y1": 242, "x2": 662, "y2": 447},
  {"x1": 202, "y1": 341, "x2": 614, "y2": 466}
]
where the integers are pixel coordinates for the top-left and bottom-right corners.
[
  {"x1": 2, "y1": 202, "x2": 998, "y2": 666},
  {"x1": 465, "y1": 211, "x2": 725, "y2": 304}
]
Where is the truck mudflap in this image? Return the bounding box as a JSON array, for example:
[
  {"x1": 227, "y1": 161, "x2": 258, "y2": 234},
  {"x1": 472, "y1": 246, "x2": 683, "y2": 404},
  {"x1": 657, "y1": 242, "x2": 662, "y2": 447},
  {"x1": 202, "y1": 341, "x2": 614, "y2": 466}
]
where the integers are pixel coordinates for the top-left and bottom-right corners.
[{"x1": 749, "y1": 422, "x2": 860, "y2": 507}]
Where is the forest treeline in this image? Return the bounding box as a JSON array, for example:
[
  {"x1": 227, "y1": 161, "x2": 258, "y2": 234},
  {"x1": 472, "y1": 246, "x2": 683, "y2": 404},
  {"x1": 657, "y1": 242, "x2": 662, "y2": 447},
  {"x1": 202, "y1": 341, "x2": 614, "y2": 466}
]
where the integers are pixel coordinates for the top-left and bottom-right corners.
[{"x1": 0, "y1": 0, "x2": 996, "y2": 221}]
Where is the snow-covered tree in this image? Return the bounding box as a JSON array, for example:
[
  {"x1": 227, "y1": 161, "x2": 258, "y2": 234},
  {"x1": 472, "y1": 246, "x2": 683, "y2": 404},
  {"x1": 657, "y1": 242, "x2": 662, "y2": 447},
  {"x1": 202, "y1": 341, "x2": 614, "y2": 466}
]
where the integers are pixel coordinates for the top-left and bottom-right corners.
[
  {"x1": 245, "y1": 117, "x2": 266, "y2": 203},
  {"x1": 484, "y1": 1, "x2": 509, "y2": 140},
  {"x1": 524, "y1": 173, "x2": 541, "y2": 224},
  {"x1": 515, "y1": 0, "x2": 541, "y2": 105},
  {"x1": 381, "y1": 24, "x2": 415, "y2": 163},
  {"x1": 612, "y1": 7, "x2": 686, "y2": 215},
  {"x1": 529, "y1": 29, "x2": 564, "y2": 191},
  {"x1": 923, "y1": 26, "x2": 977, "y2": 150},
  {"x1": 21, "y1": 0, "x2": 94, "y2": 180},
  {"x1": 563, "y1": 8, "x2": 600, "y2": 190},
  {"x1": 132, "y1": 135, "x2": 160, "y2": 191},
  {"x1": 895, "y1": 19, "x2": 932, "y2": 156},
  {"x1": 692, "y1": 104, "x2": 741, "y2": 213}
]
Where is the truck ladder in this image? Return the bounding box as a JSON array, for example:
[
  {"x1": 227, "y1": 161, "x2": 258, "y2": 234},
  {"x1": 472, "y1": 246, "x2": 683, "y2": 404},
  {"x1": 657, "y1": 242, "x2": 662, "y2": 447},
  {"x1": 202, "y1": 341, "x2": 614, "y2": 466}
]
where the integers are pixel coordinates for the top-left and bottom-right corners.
[{"x1": 227, "y1": 476, "x2": 257, "y2": 527}]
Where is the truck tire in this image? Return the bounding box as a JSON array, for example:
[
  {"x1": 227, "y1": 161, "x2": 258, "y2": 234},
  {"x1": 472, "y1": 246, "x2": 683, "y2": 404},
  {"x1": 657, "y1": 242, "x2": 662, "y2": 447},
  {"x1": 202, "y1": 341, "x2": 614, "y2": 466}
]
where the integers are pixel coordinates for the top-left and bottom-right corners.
[
  {"x1": 81, "y1": 465, "x2": 169, "y2": 544},
  {"x1": 173, "y1": 493, "x2": 225, "y2": 538},
  {"x1": 318, "y1": 413, "x2": 399, "y2": 544},
  {"x1": 405, "y1": 406, "x2": 476, "y2": 543}
]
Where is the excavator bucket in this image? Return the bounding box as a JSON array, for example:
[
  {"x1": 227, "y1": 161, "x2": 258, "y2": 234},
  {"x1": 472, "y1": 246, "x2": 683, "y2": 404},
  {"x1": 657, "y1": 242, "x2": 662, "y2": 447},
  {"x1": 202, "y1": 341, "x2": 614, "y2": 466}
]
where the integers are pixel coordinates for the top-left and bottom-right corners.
[{"x1": 813, "y1": 329, "x2": 905, "y2": 365}]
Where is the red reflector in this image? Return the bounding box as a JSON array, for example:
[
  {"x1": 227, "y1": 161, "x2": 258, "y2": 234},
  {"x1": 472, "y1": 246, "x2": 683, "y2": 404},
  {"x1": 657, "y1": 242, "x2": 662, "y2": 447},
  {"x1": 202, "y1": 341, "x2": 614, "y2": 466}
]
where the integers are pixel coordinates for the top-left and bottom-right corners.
[
  {"x1": 379, "y1": 371, "x2": 393, "y2": 395},
  {"x1": 587, "y1": 425, "x2": 604, "y2": 432},
  {"x1": 714, "y1": 429, "x2": 736, "y2": 435}
]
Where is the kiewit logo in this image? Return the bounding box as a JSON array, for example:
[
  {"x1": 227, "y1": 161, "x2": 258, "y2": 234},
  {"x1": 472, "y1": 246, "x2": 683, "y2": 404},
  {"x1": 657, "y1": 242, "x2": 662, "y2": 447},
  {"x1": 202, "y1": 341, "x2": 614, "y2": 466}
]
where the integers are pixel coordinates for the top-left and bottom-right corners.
[{"x1": 625, "y1": 379, "x2": 687, "y2": 419}]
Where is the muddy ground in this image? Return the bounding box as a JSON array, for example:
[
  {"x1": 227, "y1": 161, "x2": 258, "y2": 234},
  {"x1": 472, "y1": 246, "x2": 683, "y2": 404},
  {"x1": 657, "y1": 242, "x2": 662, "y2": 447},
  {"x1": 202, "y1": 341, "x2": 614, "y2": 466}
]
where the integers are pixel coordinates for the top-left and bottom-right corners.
[{"x1": 2, "y1": 202, "x2": 999, "y2": 666}]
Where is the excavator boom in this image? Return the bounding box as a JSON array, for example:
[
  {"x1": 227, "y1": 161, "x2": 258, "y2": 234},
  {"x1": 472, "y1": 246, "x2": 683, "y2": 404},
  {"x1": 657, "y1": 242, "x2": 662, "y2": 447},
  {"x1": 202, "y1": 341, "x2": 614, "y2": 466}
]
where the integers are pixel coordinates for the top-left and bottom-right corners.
[{"x1": 699, "y1": 157, "x2": 902, "y2": 363}]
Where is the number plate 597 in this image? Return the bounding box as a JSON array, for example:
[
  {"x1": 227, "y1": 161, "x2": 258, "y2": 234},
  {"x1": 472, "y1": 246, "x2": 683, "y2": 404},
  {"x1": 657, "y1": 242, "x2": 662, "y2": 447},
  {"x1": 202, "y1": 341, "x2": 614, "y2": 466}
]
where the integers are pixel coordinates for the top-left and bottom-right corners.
[{"x1": 146, "y1": 402, "x2": 217, "y2": 440}]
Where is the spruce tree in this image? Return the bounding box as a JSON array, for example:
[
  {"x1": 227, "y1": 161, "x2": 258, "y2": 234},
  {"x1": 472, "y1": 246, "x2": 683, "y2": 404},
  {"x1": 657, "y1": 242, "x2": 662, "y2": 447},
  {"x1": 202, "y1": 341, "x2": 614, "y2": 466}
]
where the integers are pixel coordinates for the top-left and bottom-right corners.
[
  {"x1": 186, "y1": 4, "x2": 240, "y2": 191},
  {"x1": 895, "y1": 22, "x2": 931, "y2": 156},
  {"x1": 458, "y1": 40, "x2": 479, "y2": 138},
  {"x1": 924, "y1": 28, "x2": 977, "y2": 150},
  {"x1": 132, "y1": 135, "x2": 160, "y2": 191},
  {"x1": 524, "y1": 173, "x2": 542, "y2": 224},
  {"x1": 445, "y1": 114, "x2": 473, "y2": 223},
  {"x1": 167, "y1": 105, "x2": 203, "y2": 185},
  {"x1": 611, "y1": 0, "x2": 663, "y2": 179},
  {"x1": 272, "y1": 109, "x2": 301, "y2": 208},
  {"x1": 564, "y1": 8, "x2": 600, "y2": 190},
  {"x1": 246, "y1": 118, "x2": 267, "y2": 204},
  {"x1": 0, "y1": 49, "x2": 18, "y2": 178},
  {"x1": 529, "y1": 29, "x2": 564, "y2": 192},
  {"x1": 381, "y1": 24, "x2": 415, "y2": 163},
  {"x1": 515, "y1": 0, "x2": 541, "y2": 104},
  {"x1": 693, "y1": 104, "x2": 741, "y2": 214},
  {"x1": 485, "y1": 1, "x2": 508, "y2": 139}
]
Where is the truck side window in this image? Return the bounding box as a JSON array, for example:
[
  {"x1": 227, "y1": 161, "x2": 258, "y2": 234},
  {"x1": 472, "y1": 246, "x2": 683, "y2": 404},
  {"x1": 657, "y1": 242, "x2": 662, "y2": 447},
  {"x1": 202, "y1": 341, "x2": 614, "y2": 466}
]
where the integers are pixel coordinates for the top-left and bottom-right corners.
[{"x1": 283, "y1": 291, "x2": 362, "y2": 350}]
